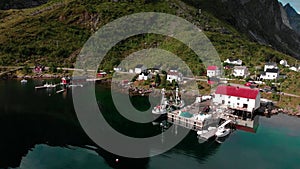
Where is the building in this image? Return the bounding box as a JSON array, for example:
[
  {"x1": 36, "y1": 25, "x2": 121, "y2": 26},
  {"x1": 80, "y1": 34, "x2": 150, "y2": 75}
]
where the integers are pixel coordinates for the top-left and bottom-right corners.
[
  {"x1": 97, "y1": 72, "x2": 107, "y2": 78},
  {"x1": 137, "y1": 71, "x2": 152, "y2": 81},
  {"x1": 134, "y1": 64, "x2": 146, "y2": 74},
  {"x1": 34, "y1": 65, "x2": 44, "y2": 73},
  {"x1": 224, "y1": 58, "x2": 243, "y2": 65},
  {"x1": 167, "y1": 71, "x2": 182, "y2": 83},
  {"x1": 233, "y1": 66, "x2": 249, "y2": 77},
  {"x1": 289, "y1": 66, "x2": 298, "y2": 72},
  {"x1": 264, "y1": 62, "x2": 278, "y2": 71},
  {"x1": 279, "y1": 60, "x2": 289, "y2": 67},
  {"x1": 213, "y1": 85, "x2": 260, "y2": 113},
  {"x1": 260, "y1": 68, "x2": 279, "y2": 80},
  {"x1": 207, "y1": 66, "x2": 220, "y2": 77},
  {"x1": 113, "y1": 66, "x2": 124, "y2": 72}
]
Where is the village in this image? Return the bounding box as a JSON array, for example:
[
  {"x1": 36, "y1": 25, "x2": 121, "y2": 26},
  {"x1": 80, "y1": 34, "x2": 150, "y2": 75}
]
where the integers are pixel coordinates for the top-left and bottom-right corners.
[{"x1": 5, "y1": 55, "x2": 300, "y2": 142}]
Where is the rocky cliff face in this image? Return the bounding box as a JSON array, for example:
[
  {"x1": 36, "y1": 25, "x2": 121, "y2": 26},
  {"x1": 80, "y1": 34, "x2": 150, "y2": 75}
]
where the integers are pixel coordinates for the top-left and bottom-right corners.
[
  {"x1": 284, "y1": 3, "x2": 300, "y2": 34},
  {"x1": 217, "y1": 0, "x2": 300, "y2": 59},
  {"x1": 0, "y1": 0, "x2": 48, "y2": 10}
]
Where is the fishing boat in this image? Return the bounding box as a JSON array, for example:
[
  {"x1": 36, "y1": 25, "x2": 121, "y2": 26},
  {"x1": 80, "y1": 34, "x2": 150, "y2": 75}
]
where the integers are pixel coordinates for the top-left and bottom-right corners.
[
  {"x1": 215, "y1": 120, "x2": 232, "y2": 138},
  {"x1": 152, "y1": 88, "x2": 169, "y2": 115},
  {"x1": 171, "y1": 87, "x2": 185, "y2": 109}
]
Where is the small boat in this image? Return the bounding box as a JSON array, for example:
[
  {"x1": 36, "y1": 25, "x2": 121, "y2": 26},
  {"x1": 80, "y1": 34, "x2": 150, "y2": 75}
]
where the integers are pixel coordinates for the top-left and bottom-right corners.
[
  {"x1": 152, "y1": 88, "x2": 169, "y2": 115},
  {"x1": 215, "y1": 120, "x2": 232, "y2": 138},
  {"x1": 21, "y1": 79, "x2": 27, "y2": 84}
]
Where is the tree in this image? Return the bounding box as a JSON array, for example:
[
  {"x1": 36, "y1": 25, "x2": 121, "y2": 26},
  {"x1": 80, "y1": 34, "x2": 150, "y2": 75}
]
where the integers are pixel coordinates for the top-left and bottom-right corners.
[{"x1": 155, "y1": 74, "x2": 161, "y2": 86}]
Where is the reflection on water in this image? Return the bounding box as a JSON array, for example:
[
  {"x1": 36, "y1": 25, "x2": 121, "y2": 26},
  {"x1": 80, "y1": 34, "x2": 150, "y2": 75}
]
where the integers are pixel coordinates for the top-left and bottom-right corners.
[{"x1": 0, "y1": 80, "x2": 300, "y2": 169}]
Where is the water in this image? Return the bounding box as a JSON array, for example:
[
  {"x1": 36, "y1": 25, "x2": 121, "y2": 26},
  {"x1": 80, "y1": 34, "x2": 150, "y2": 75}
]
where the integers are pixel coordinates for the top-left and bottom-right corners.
[{"x1": 0, "y1": 79, "x2": 300, "y2": 169}]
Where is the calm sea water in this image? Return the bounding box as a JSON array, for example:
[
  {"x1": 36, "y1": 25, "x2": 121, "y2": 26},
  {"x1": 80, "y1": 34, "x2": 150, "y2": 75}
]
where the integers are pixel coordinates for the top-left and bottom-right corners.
[{"x1": 0, "y1": 79, "x2": 300, "y2": 169}]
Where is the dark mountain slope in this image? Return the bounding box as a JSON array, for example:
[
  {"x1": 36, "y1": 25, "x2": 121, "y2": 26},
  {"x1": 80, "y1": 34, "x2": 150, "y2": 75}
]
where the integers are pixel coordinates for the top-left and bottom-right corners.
[
  {"x1": 284, "y1": 3, "x2": 300, "y2": 34},
  {"x1": 183, "y1": 0, "x2": 300, "y2": 59}
]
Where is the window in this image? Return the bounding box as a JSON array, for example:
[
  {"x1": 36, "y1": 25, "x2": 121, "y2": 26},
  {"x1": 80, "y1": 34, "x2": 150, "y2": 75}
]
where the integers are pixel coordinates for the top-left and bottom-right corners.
[
  {"x1": 228, "y1": 101, "x2": 231, "y2": 104},
  {"x1": 220, "y1": 94, "x2": 222, "y2": 97},
  {"x1": 222, "y1": 100, "x2": 225, "y2": 104},
  {"x1": 237, "y1": 103, "x2": 240, "y2": 106},
  {"x1": 228, "y1": 96, "x2": 231, "y2": 98},
  {"x1": 247, "y1": 98, "x2": 249, "y2": 101},
  {"x1": 237, "y1": 97, "x2": 240, "y2": 100}
]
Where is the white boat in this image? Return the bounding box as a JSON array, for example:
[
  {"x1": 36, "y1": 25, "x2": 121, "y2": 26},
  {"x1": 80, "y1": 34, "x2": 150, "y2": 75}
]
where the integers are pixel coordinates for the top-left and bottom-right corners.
[
  {"x1": 152, "y1": 88, "x2": 168, "y2": 115},
  {"x1": 20, "y1": 79, "x2": 27, "y2": 84},
  {"x1": 215, "y1": 120, "x2": 232, "y2": 138},
  {"x1": 171, "y1": 87, "x2": 185, "y2": 109}
]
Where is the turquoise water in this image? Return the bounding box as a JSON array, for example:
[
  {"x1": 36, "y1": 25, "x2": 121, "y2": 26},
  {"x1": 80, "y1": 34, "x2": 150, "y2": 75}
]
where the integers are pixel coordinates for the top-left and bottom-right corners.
[{"x1": 0, "y1": 79, "x2": 300, "y2": 169}]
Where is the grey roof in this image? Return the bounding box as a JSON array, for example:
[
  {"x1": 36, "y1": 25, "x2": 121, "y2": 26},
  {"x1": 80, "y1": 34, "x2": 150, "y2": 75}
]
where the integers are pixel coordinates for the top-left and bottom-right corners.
[
  {"x1": 265, "y1": 62, "x2": 277, "y2": 66},
  {"x1": 266, "y1": 68, "x2": 279, "y2": 73},
  {"x1": 135, "y1": 64, "x2": 144, "y2": 68}
]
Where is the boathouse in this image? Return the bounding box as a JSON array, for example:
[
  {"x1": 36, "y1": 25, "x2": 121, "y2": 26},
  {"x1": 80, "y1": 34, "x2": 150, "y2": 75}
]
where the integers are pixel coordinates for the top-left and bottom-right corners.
[{"x1": 213, "y1": 85, "x2": 260, "y2": 113}]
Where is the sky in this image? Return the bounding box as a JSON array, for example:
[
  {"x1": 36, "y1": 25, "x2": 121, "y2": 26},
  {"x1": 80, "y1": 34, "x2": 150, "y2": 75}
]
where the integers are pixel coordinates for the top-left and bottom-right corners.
[{"x1": 279, "y1": 0, "x2": 300, "y2": 13}]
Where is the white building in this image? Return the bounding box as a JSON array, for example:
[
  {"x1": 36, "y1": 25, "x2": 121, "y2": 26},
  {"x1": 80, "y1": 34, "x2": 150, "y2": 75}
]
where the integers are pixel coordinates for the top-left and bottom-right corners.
[
  {"x1": 264, "y1": 62, "x2": 278, "y2": 71},
  {"x1": 279, "y1": 60, "x2": 289, "y2": 67},
  {"x1": 289, "y1": 66, "x2": 298, "y2": 72},
  {"x1": 137, "y1": 72, "x2": 152, "y2": 81},
  {"x1": 224, "y1": 58, "x2": 243, "y2": 65},
  {"x1": 134, "y1": 64, "x2": 146, "y2": 74},
  {"x1": 113, "y1": 66, "x2": 124, "y2": 72},
  {"x1": 233, "y1": 66, "x2": 249, "y2": 77},
  {"x1": 207, "y1": 66, "x2": 221, "y2": 77},
  {"x1": 213, "y1": 85, "x2": 260, "y2": 112},
  {"x1": 260, "y1": 68, "x2": 279, "y2": 80},
  {"x1": 167, "y1": 71, "x2": 182, "y2": 83}
]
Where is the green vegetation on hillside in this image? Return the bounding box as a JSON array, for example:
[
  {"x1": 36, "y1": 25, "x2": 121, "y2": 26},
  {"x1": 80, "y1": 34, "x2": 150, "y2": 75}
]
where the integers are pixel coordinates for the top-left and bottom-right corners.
[{"x1": 0, "y1": 0, "x2": 298, "y2": 70}]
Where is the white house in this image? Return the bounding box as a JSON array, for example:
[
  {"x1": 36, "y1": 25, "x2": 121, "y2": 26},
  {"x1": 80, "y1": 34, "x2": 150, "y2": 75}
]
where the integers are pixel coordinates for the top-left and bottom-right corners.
[
  {"x1": 113, "y1": 66, "x2": 124, "y2": 72},
  {"x1": 233, "y1": 66, "x2": 249, "y2": 77},
  {"x1": 224, "y1": 58, "x2": 243, "y2": 65},
  {"x1": 279, "y1": 60, "x2": 289, "y2": 67},
  {"x1": 207, "y1": 66, "x2": 221, "y2": 77},
  {"x1": 213, "y1": 85, "x2": 260, "y2": 113},
  {"x1": 260, "y1": 68, "x2": 279, "y2": 80},
  {"x1": 264, "y1": 62, "x2": 278, "y2": 71},
  {"x1": 167, "y1": 71, "x2": 182, "y2": 83},
  {"x1": 289, "y1": 66, "x2": 298, "y2": 72},
  {"x1": 134, "y1": 64, "x2": 146, "y2": 74},
  {"x1": 138, "y1": 72, "x2": 152, "y2": 81}
]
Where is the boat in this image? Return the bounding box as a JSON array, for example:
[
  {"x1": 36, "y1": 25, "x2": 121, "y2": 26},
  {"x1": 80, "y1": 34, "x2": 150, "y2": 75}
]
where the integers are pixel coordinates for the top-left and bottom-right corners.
[
  {"x1": 20, "y1": 79, "x2": 27, "y2": 84},
  {"x1": 152, "y1": 88, "x2": 169, "y2": 115},
  {"x1": 171, "y1": 87, "x2": 185, "y2": 109},
  {"x1": 215, "y1": 120, "x2": 232, "y2": 138}
]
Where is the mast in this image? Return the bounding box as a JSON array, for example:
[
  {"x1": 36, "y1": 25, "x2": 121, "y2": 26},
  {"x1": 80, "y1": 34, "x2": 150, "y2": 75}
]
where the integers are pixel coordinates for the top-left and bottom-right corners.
[
  {"x1": 175, "y1": 87, "x2": 179, "y2": 105},
  {"x1": 160, "y1": 88, "x2": 165, "y2": 105}
]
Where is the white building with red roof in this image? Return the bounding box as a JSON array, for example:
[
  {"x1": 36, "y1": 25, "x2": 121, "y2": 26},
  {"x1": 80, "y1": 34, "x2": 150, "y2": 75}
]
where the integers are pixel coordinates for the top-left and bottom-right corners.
[
  {"x1": 213, "y1": 85, "x2": 260, "y2": 112},
  {"x1": 207, "y1": 66, "x2": 220, "y2": 77}
]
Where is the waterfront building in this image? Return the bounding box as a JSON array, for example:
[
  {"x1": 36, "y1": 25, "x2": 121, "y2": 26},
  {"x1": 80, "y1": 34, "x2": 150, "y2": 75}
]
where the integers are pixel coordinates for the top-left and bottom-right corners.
[{"x1": 213, "y1": 85, "x2": 260, "y2": 113}]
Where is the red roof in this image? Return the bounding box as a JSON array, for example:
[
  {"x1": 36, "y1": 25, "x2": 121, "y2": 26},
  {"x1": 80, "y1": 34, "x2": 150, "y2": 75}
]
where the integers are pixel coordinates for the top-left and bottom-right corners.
[
  {"x1": 215, "y1": 85, "x2": 259, "y2": 99},
  {"x1": 207, "y1": 66, "x2": 218, "y2": 70}
]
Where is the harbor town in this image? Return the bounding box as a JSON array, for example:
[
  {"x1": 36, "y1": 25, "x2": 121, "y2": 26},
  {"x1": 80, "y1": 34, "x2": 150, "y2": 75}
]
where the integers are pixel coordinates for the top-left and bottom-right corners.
[{"x1": 3, "y1": 56, "x2": 299, "y2": 143}]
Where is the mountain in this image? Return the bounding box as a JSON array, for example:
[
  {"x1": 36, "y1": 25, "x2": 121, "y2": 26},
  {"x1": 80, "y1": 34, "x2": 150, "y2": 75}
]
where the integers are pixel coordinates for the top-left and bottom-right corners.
[
  {"x1": 182, "y1": 0, "x2": 300, "y2": 59},
  {"x1": 0, "y1": 0, "x2": 298, "y2": 70},
  {"x1": 284, "y1": 3, "x2": 300, "y2": 34},
  {"x1": 0, "y1": 0, "x2": 48, "y2": 10}
]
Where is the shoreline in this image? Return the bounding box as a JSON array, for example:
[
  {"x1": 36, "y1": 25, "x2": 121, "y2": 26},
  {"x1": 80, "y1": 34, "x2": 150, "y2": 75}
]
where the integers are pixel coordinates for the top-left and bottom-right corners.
[{"x1": 2, "y1": 74, "x2": 300, "y2": 118}]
